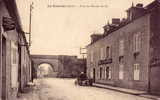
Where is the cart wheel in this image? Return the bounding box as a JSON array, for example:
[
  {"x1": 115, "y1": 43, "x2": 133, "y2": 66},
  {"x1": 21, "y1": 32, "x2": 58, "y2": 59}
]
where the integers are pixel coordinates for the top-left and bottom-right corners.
[
  {"x1": 89, "y1": 79, "x2": 93, "y2": 86},
  {"x1": 79, "y1": 81, "x2": 82, "y2": 86}
]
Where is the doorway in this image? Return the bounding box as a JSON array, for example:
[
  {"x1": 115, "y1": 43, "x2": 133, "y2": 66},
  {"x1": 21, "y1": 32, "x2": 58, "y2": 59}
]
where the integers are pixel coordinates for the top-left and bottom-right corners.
[
  {"x1": 93, "y1": 68, "x2": 95, "y2": 82},
  {"x1": 2, "y1": 36, "x2": 6, "y2": 100},
  {"x1": 18, "y1": 43, "x2": 22, "y2": 92}
]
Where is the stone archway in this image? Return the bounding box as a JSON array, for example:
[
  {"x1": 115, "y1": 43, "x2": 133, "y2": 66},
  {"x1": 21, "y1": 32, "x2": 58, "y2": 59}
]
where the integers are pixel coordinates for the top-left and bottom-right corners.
[
  {"x1": 31, "y1": 55, "x2": 60, "y2": 78},
  {"x1": 38, "y1": 62, "x2": 55, "y2": 71},
  {"x1": 31, "y1": 55, "x2": 86, "y2": 78},
  {"x1": 37, "y1": 63, "x2": 56, "y2": 77}
]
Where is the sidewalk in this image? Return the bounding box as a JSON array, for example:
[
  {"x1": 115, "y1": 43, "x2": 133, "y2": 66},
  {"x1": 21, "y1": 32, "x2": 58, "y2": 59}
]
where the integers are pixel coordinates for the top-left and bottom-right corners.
[
  {"x1": 16, "y1": 80, "x2": 41, "y2": 100},
  {"x1": 93, "y1": 83, "x2": 160, "y2": 100}
]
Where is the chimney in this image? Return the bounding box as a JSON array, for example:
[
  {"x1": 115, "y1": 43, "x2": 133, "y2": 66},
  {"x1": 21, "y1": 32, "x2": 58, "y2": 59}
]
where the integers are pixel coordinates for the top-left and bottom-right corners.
[
  {"x1": 126, "y1": 3, "x2": 145, "y2": 21},
  {"x1": 91, "y1": 34, "x2": 103, "y2": 43},
  {"x1": 136, "y1": 3, "x2": 143, "y2": 8},
  {"x1": 121, "y1": 18, "x2": 126, "y2": 22},
  {"x1": 112, "y1": 18, "x2": 120, "y2": 25},
  {"x1": 103, "y1": 22, "x2": 110, "y2": 35}
]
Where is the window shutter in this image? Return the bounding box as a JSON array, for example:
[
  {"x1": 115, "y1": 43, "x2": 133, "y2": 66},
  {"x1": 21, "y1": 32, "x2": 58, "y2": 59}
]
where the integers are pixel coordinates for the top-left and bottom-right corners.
[
  {"x1": 119, "y1": 64, "x2": 124, "y2": 80},
  {"x1": 109, "y1": 67, "x2": 111, "y2": 79},
  {"x1": 133, "y1": 34, "x2": 136, "y2": 52},
  {"x1": 134, "y1": 64, "x2": 140, "y2": 80},
  {"x1": 100, "y1": 48, "x2": 103, "y2": 60},
  {"x1": 138, "y1": 32, "x2": 141, "y2": 51},
  {"x1": 91, "y1": 51, "x2": 93, "y2": 62},
  {"x1": 119, "y1": 40, "x2": 124, "y2": 56},
  {"x1": 110, "y1": 46, "x2": 112, "y2": 58}
]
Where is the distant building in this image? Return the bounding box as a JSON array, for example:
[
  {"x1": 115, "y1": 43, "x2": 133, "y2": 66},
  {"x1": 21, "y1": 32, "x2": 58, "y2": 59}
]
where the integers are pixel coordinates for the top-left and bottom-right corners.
[
  {"x1": 57, "y1": 55, "x2": 86, "y2": 78},
  {"x1": 87, "y1": 0, "x2": 160, "y2": 95},
  {"x1": 0, "y1": 0, "x2": 32, "y2": 100}
]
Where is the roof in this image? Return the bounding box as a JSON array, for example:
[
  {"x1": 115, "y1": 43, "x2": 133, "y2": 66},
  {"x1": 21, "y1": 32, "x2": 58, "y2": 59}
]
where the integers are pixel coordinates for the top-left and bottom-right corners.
[
  {"x1": 87, "y1": 0, "x2": 160, "y2": 47},
  {"x1": 3, "y1": 0, "x2": 23, "y2": 32},
  {"x1": 3, "y1": 0, "x2": 31, "y2": 56}
]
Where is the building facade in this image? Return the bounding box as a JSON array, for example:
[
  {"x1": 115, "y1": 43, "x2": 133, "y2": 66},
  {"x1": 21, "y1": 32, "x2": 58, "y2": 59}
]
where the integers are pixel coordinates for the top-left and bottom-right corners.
[
  {"x1": 87, "y1": 0, "x2": 160, "y2": 95},
  {"x1": 57, "y1": 55, "x2": 86, "y2": 78},
  {"x1": 0, "y1": 0, "x2": 32, "y2": 100}
]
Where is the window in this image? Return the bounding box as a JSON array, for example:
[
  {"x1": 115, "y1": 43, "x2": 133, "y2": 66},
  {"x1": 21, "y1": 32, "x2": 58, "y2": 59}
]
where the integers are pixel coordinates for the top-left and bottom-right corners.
[
  {"x1": 11, "y1": 42, "x2": 18, "y2": 64},
  {"x1": 106, "y1": 46, "x2": 109, "y2": 58},
  {"x1": 100, "y1": 48, "x2": 104, "y2": 60},
  {"x1": 104, "y1": 67, "x2": 106, "y2": 79},
  {"x1": 133, "y1": 33, "x2": 141, "y2": 53},
  {"x1": 119, "y1": 64, "x2": 124, "y2": 80},
  {"x1": 105, "y1": 66, "x2": 111, "y2": 79},
  {"x1": 106, "y1": 46, "x2": 112, "y2": 58},
  {"x1": 90, "y1": 51, "x2": 93, "y2": 62},
  {"x1": 102, "y1": 67, "x2": 105, "y2": 79},
  {"x1": 134, "y1": 64, "x2": 140, "y2": 80},
  {"x1": 100, "y1": 67, "x2": 102, "y2": 79},
  {"x1": 119, "y1": 56, "x2": 124, "y2": 62},
  {"x1": 119, "y1": 40, "x2": 124, "y2": 56},
  {"x1": 11, "y1": 41, "x2": 18, "y2": 88}
]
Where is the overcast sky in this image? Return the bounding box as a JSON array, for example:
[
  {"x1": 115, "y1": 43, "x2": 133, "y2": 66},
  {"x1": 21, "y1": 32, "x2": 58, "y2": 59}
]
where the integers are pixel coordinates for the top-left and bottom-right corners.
[{"x1": 16, "y1": 0, "x2": 153, "y2": 58}]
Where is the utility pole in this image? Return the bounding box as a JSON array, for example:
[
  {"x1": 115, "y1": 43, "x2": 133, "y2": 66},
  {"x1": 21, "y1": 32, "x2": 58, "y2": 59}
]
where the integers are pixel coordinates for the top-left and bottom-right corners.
[
  {"x1": 29, "y1": 2, "x2": 34, "y2": 46},
  {"x1": 26, "y1": 2, "x2": 33, "y2": 47}
]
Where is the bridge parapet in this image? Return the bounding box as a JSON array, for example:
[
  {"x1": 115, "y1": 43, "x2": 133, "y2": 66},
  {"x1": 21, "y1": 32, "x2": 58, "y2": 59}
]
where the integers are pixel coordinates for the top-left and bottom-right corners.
[{"x1": 31, "y1": 54, "x2": 86, "y2": 78}]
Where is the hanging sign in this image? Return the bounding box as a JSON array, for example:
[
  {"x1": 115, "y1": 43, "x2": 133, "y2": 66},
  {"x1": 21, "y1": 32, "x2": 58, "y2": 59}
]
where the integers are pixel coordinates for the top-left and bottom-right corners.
[{"x1": 2, "y1": 17, "x2": 15, "y2": 31}]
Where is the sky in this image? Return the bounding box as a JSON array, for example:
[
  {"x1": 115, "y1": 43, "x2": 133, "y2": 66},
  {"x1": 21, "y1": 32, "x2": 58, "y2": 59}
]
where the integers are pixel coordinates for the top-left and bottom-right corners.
[{"x1": 16, "y1": 0, "x2": 154, "y2": 58}]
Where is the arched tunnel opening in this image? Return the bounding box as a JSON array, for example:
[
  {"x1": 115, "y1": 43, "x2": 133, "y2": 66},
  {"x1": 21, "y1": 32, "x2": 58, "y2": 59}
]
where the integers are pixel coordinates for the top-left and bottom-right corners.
[{"x1": 37, "y1": 63, "x2": 56, "y2": 78}]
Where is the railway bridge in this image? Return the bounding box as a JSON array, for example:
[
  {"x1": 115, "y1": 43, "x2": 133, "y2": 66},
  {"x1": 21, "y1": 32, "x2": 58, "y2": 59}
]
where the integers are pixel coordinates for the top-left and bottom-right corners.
[
  {"x1": 31, "y1": 55, "x2": 62, "y2": 77},
  {"x1": 31, "y1": 55, "x2": 86, "y2": 78}
]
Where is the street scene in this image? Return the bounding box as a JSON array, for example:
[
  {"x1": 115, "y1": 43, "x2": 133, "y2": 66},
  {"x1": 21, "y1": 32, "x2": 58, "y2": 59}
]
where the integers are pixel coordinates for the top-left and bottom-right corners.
[
  {"x1": 18, "y1": 78, "x2": 152, "y2": 100},
  {"x1": 1, "y1": 0, "x2": 160, "y2": 100}
]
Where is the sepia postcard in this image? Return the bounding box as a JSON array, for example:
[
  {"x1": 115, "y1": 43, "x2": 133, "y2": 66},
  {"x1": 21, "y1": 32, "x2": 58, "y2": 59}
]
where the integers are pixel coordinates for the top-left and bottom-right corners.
[{"x1": 1, "y1": 0, "x2": 160, "y2": 100}]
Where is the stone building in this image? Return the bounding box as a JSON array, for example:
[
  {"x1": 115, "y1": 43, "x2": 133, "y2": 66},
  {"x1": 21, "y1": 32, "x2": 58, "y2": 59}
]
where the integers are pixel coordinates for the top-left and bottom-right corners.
[
  {"x1": 0, "y1": 0, "x2": 32, "y2": 100},
  {"x1": 57, "y1": 55, "x2": 86, "y2": 78},
  {"x1": 87, "y1": 0, "x2": 160, "y2": 95}
]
